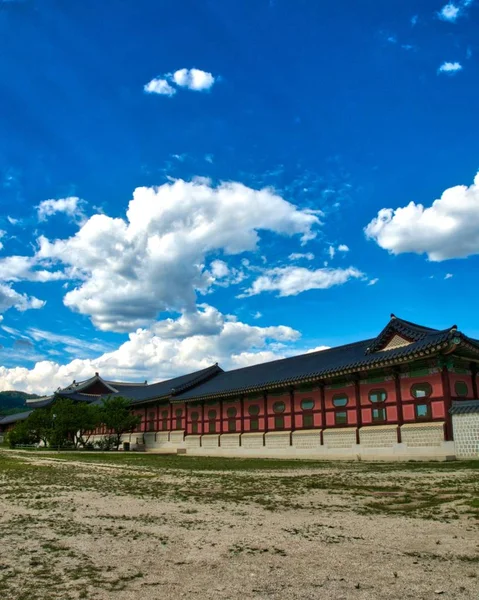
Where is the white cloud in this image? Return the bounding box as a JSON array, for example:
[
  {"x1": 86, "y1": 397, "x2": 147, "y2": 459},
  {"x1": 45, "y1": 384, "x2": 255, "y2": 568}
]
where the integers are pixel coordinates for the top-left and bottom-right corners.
[
  {"x1": 33, "y1": 179, "x2": 319, "y2": 331},
  {"x1": 144, "y1": 78, "x2": 176, "y2": 96},
  {"x1": 288, "y1": 252, "x2": 314, "y2": 261},
  {"x1": 172, "y1": 68, "x2": 215, "y2": 91},
  {"x1": 438, "y1": 3, "x2": 461, "y2": 21},
  {"x1": 368, "y1": 278, "x2": 379, "y2": 286},
  {"x1": 438, "y1": 61, "x2": 463, "y2": 74},
  {"x1": 411, "y1": 14, "x2": 418, "y2": 26},
  {"x1": 306, "y1": 345, "x2": 330, "y2": 354},
  {"x1": 0, "y1": 309, "x2": 300, "y2": 394},
  {"x1": 241, "y1": 266, "x2": 365, "y2": 297},
  {"x1": 252, "y1": 311, "x2": 262, "y2": 319},
  {"x1": 328, "y1": 246, "x2": 335, "y2": 259},
  {"x1": 0, "y1": 283, "x2": 45, "y2": 314},
  {"x1": 7, "y1": 216, "x2": 19, "y2": 225},
  {"x1": 37, "y1": 197, "x2": 86, "y2": 223},
  {"x1": 338, "y1": 244, "x2": 349, "y2": 252},
  {"x1": 365, "y1": 171, "x2": 479, "y2": 261},
  {"x1": 0, "y1": 255, "x2": 66, "y2": 282},
  {"x1": 210, "y1": 259, "x2": 229, "y2": 279},
  {"x1": 444, "y1": 273, "x2": 454, "y2": 279}
]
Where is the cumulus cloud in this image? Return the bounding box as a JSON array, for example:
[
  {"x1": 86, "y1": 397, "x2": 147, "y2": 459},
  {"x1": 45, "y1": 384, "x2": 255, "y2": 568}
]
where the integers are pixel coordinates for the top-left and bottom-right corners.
[
  {"x1": 0, "y1": 309, "x2": 300, "y2": 394},
  {"x1": 365, "y1": 171, "x2": 479, "y2": 261},
  {"x1": 144, "y1": 78, "x2": 176, "y2": 96},
  {"x1": 338, "y1": 244, "x2": 349, "y2": 252},
  {"x1": 438, "y1": 61, "x2": 463, "y2": 74},
  {"x1": 0, "y1": 284, "x2": 45, "y2": 314},
  {"x1": 37, "y1": 197, "x2": 86, "y2": 223},
  {"x1": 241, "y1": 266, "x2": 365, "y2": 297},
  {"x1": 172, "y1": 68, "x2": 215, "y2": 91},
  {"x1": 438, "y1": 3, "x2": 461, "y2": 21},
  {"x1": 0, "y1": 255, "x2": 66, "y2": 282},
  {"x1": 288, "y1": 252, "x2": 314, "y2": 261},
  {"x1": 32, "y1": 179, "x2": 319, "y2": 331}
]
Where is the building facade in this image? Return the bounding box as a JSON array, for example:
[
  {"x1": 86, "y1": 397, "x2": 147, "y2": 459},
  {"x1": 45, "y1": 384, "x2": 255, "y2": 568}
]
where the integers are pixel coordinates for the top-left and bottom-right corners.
[{"x1": 25, "y1": 315, "x2": 479, "y2": 460}]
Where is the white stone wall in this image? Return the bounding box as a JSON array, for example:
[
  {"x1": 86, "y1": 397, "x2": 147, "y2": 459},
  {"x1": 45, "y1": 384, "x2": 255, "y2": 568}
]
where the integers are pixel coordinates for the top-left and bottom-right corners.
[
  {"x1": 185, "y1": 435, "x2": 201, "y2": 448},
  {"x1": 169, "y1": 431, "x2": 185, "y2": 444},
  {"x1": 220, "y1": 433, "x2": 241, "y2": 449},
  {"x1": 292, "y1": 430, "x2": 322, "y2": 449},
  {"x1": 264, "y1": 431, "x2": 291, "y2": 449},
  {"x1": 201, "y1": 434, "x2": 220, "y2": 449},
  {"x1": 453, "y1": 413, "x2": 479, "y2": 458},
  {"x1": 360, "y1": 425, "x2": 398, "y2": 448},
  {"x1": 241, "y1": 433, "x2": 264, "y2": 449},
  {"x1": 323, "y1": 428, "x2": 357, "y2": 448},
  {"x1": 401, "y1": 422, "x2": 444, "y2": 447}
]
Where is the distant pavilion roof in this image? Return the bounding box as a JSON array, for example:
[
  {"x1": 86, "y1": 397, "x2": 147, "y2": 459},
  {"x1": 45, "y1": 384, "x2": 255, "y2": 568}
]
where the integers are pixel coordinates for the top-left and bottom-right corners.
[{"x1": 0, "y1": 411, "x2": 33, "y2": 426}]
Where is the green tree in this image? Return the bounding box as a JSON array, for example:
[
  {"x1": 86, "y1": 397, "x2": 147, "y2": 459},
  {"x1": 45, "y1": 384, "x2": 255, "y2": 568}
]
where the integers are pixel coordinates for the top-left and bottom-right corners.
[
  {"x1": 74, "y1": 402, "x2": 102, "y2": 448},
  {"x1": 7, "y1": 420, "x2": 38, "y2": 448},
  {"x1": 100, "y1": 396, "x2": 141, "y2": 450},
  {"x1": 25, "y1": 408, "x2": 52, "y2": 447}
]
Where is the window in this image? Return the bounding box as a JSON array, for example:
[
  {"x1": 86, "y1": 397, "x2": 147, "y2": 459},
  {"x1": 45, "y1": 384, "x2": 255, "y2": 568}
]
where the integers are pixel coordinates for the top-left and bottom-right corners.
[
  {"x1": 301, "y1": 398, "x2": 314, "y2": 428},
  {"x1": 300, "y1": 399, "x2": 315, "y2": 410},
  {"x1": 175, "y1": 408, "x2": 183, "y2": 430},
  {"x1": 191, "y1": 411, "x2": 199, "y2": 434},
  {"x1": 227, "y1": 407, "x2": 237, "y2": 432},
  {"x1": 415, "y1": 404, "x2": 430, "y2": 419},
  {"x1": 369, "y1": 389, "x2": 387, "y2": 403},
  {"x1": 332, "y1": 394, "x2": 348, "y2": 407},
  {"x1": 454, "y1": 381, "x2": 468, "y2": 397},
  {"x1": 148, "y1": 411, "x2": 156, "y2": 431},
  {"x1": 335, "y1": 411, "x2": 348, "y2": 425},
  {"x1": 273, "y1": 401, "x2": 285, "y2": 429},
  {"x1": 411, "y1": 383, "x2": 432, "y2": 398},
  {"x1": 248, "y1": 404, "x2": 260, "y2": 431},
  {"x1": 372, "y1": 408, "x2": 387, "y2": 423},
  {"x1": 208, "y1": 409, "x2": 216, "y2": 433},
  {"x1": 161, "y1": 410, "x2": 169, "y2": 431}
]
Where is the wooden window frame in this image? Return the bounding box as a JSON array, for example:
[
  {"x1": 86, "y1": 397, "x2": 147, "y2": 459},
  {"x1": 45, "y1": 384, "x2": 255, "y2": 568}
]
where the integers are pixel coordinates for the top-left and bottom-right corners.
[
  {"x1": 334, "y1": 411, "x2": 348, "y2": 425},
  {"x1": 454, "y1": 380, "x2": 468, "y2": 398},
  {"x1": 411, "y1": 382, "x2": 432, "y2": 399},
  {"x1": 414, "y1": 402, "x2": 431, "y2": 420},
  {"x1": 368, "y1": 389, "x2": 387, "y2": 404},
  {"x1": 371, "y1": 407, "x2": 387, "y2": 424}
]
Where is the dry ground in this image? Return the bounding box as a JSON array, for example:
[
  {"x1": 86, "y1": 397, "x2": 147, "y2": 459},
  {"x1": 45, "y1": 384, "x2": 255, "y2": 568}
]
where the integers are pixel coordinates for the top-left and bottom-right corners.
[{"x1": 0, "y1": 450, "x2": 477, "y2": 600}]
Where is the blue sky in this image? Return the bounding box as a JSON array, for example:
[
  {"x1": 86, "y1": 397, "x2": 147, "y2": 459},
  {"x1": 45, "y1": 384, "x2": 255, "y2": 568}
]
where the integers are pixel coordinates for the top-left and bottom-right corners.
[{"x1": 0, "y1": 0, "x2": 478, "y2": 393}]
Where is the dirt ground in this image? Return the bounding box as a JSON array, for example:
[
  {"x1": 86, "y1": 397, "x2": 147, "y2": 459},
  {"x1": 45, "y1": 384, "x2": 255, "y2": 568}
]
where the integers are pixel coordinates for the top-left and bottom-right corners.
[{"x1": 0, "y1": 451, "x2": 477, "y2": 600}]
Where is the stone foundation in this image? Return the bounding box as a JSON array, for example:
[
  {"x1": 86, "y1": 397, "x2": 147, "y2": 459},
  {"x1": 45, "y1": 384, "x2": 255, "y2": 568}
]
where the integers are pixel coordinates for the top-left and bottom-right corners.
[
  {"x1": 359, "y1": 425, "x2": 398, "y2": 448},
  {"x1": 400, "y1": 422, "x2": 444, "y2": 447},
  {"x1": 323, "y1": 428, "x2": 357, "y2": 448},
  {"x1": 89, "y1": 420, "x2": 456, "y2": 461}
]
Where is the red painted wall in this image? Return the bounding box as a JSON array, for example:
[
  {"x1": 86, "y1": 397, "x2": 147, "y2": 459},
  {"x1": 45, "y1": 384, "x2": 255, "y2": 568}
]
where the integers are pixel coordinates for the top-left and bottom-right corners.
[{"x1": 448, "y1": 372, "x2": 474, "y2": 398}]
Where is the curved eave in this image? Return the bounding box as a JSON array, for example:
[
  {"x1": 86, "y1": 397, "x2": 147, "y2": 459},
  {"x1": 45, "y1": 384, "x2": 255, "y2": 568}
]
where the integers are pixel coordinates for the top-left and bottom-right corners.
[{"x1": 171, "y1": 341, "x2": 451, "y2": 403}]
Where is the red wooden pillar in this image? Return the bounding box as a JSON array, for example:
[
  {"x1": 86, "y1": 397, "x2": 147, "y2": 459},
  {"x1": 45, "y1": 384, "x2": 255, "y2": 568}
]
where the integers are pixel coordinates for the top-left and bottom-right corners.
[
  {"x1": 394, "y1": 370, "x2": 403, "y2": 443},
  {"x1": 319, "y1": 383, "x2": 325, "y2": 445},
  {"x1": 441, "y1": 366, "x2": 453, "y2": 441},
  {"x1": 353, "y1": 375, "x2": 362, "y2": 445},
  {"x1": 185, "y1": 402, "x2": 188, "y2": 434},
  {"x1": 470, "y1": 362, "x2": 478, "y2": 399},
  {"x1": 169, "y1": 402, "x2": 173, "y2": 432},
  {"x1": 156, "y1": 403, "x2": 160, "y2": 432},
  {"x1": 263, "y1": 392, "x2": 268, "y2": 435},
  {"x1": 144, "y1": 406, "x2": 147, "y2": 433},
  {"x1": 240, "y1": 395, "x2": 244, "y2": 436},
  {"x1": 219, "y1": 399, "x2": 224, "y2": 435},
  {"x1": 290, "y1": 388, "x2": 296, "y2": 432},
  {"x1": 201, "y1": 401, "x2": 205, "y2": 435}
]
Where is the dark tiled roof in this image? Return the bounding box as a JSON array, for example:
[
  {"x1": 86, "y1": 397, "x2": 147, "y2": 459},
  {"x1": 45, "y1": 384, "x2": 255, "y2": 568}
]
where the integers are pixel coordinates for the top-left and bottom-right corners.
[
  {"x1": 57, "y1": 364, "x2": 223, "y2": 405},
  {"x1": 0, "y1": 411, "x2": 33, "y2": 425},
  {"x1": 450, "y1": 400, "x2": 479, "y2": 415},
  {"x1": 175, "y1": 318, "x2": 461, "y2": 401},
  {"x1": 26, "y1": 395, "x2": 56, "y2": 408}
]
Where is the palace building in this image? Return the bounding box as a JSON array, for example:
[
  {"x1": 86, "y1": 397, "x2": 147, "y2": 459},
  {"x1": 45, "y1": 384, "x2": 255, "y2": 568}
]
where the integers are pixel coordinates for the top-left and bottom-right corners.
[{"x1": 22, "y1": 315, "x2": 479, "y2": 459}]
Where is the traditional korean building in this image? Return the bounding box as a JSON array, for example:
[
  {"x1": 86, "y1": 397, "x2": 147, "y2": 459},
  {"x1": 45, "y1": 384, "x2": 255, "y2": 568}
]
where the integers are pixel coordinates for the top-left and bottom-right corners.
[
  {"x1": 0, "y1": 411, "x2": 33, "y2": 443},
  {"x1": 25, "y1": 315, "x2": 479, "y2": 459}
]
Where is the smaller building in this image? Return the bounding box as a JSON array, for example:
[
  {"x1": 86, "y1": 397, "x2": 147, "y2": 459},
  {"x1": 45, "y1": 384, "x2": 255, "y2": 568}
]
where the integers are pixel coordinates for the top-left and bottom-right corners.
[{"x1": 0, "y1": 411, "x2": 33, "y2": 443}]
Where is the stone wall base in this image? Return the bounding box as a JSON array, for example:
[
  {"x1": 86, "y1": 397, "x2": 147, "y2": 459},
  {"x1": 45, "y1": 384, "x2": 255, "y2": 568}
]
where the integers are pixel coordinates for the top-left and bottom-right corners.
[{"x1": 90, "y1": 421, "x2": 456, "y2": 460}]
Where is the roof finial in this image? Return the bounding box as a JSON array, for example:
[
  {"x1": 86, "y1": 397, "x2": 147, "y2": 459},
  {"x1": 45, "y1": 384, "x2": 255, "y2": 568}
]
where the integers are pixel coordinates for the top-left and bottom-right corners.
[
  {"x1": 95, "y1": 372, "x2": 99, "y2": 376},
  {"x1": 450, "y1": 324, "x2": 457, "y2": 332},
  {"x1": 390, "y1": 313, "x2": 396, "y2": 319}
]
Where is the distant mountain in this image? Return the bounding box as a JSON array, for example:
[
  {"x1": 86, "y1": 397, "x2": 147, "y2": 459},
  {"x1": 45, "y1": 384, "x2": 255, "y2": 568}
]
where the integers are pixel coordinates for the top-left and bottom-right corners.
[{"x1": 0, "y1": 391, "x2": 41, "y2": 415}]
